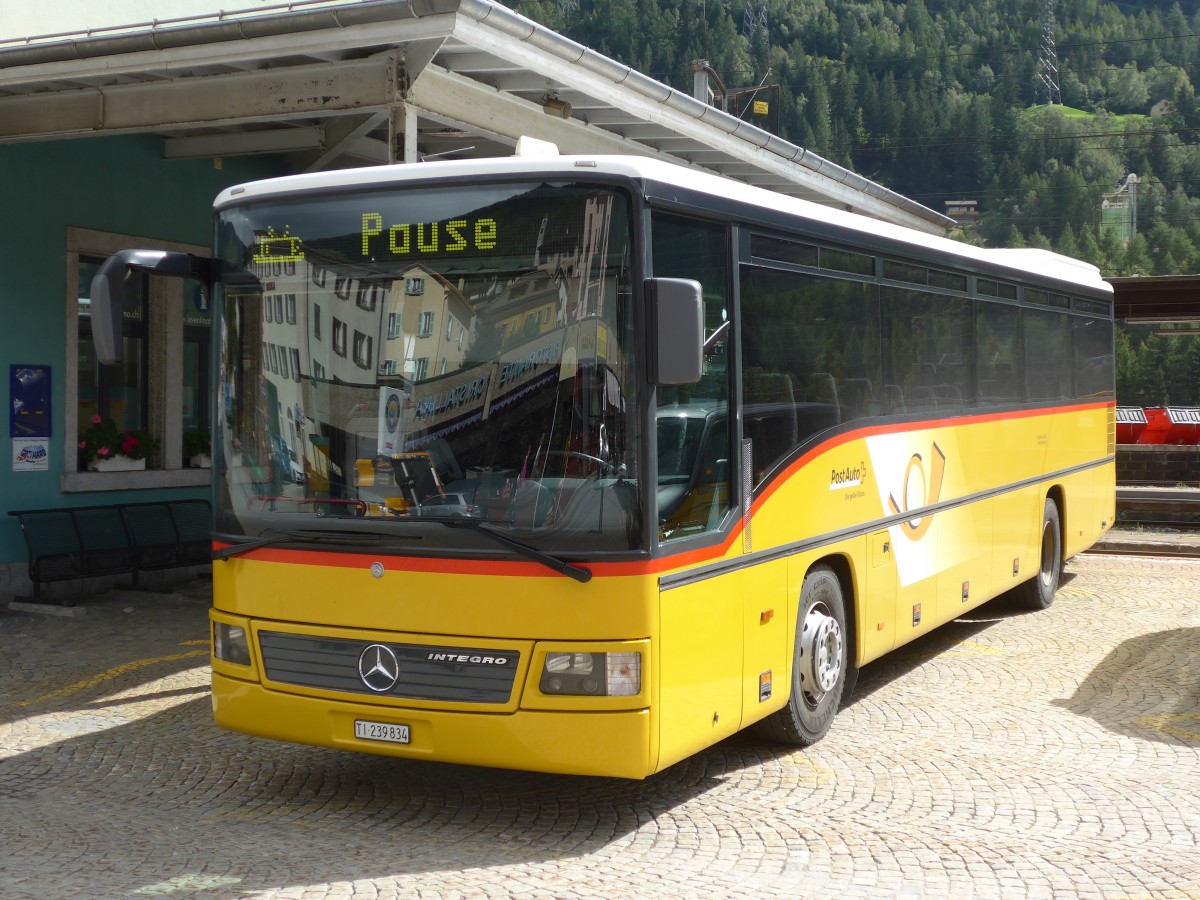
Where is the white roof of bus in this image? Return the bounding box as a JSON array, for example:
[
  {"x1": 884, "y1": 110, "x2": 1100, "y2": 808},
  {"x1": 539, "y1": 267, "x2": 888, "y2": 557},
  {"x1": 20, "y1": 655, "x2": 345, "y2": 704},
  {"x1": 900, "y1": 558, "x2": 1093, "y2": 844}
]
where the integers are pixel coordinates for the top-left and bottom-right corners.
[{"x1": 216, "y1": 153, "x2": 1110, "y2": 295}]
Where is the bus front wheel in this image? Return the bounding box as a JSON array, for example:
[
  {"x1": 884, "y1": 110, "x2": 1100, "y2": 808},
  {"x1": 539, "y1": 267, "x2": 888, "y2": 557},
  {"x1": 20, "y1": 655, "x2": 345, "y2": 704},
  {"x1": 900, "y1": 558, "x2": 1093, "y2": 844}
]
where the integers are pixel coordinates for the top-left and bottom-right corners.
[
  {"x1": 1016, "y1": 498, "x2": 1062, "y2": 611},
  {"x1": 753, "y1": 564, "x2": 848, "y2": 747}
]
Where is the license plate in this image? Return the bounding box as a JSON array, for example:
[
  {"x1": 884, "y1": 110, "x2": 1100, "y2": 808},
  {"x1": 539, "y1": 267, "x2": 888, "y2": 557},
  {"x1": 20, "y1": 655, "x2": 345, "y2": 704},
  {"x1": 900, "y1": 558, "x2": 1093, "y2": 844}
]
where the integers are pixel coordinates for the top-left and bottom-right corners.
[{"x1": 354, "y1": 719, "x2": 410, "y2": 744}]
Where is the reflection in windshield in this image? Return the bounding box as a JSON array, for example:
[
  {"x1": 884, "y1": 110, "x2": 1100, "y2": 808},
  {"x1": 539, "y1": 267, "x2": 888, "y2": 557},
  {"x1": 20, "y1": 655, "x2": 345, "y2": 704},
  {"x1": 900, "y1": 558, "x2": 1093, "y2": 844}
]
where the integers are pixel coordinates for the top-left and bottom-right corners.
[{"x1": 215, "y1": 183, "x2": 641, "y2": 553}]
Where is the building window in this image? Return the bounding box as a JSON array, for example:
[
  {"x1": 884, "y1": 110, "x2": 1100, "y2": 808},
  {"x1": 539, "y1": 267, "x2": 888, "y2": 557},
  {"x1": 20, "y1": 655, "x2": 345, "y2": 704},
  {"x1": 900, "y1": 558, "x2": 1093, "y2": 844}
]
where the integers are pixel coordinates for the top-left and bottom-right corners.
[
  {"x1": 312, "y1": 360, "x2": 326, "y2": 380},
  {"x1": 182, "y1": 287, "x2": 211, "y2": 443},
  {"x1": 66, "y1": 227, "x2": 209, "y2": 489},
  {"x1": 406, "y1": 277, "x2": 425, "y2": 296},
  {"x1": 334, "y1": 276, "x2": 351, "y2": 300},
  {"x1": 414, "y1": 357, "x2": 429, "y2": 380},
  {"x1": 356, "y1": 282, "x2": 379, "y2": 312},
  {"x1": 353, "y1": 331, "x2": 373, "y2": 369},
  {"x1": 332, "y1": 319, "x2": 347, "y2": 357},
  {"x1": 417, "y1": 311, "x2": 435, "y2": 337},
  {"x1": 387, "y1": 313, "x2": 402, "y2": 339},
  {"x1": 312, "y1": 265, "x2": 327, "y2": 287},
  {"x1": 77, "y1": 255, "x2": 149, "y2": 447},
  {"x1": 274, "y1": 295, "x2": 284, "y2": 323},
  {"x1": 285, "y1": 294, "x2": 297, "y2": 324},
  {"x1": 290, "y1": 348, "x2": 302, "y2": 382},
  {"x1": 313, "y1": 304, "x2": 322, "y2": 340}
]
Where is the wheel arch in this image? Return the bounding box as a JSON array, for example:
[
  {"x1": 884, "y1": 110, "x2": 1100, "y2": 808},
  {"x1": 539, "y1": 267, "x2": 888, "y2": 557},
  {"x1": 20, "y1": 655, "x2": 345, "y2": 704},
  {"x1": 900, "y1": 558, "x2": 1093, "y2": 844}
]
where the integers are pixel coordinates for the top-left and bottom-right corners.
[
  {"x1": 1046, "y1": 483, "x2": 1066, "y2": 551},
  {"x1": 806, "y1": 552, "x2": 859, "y2": 672}
]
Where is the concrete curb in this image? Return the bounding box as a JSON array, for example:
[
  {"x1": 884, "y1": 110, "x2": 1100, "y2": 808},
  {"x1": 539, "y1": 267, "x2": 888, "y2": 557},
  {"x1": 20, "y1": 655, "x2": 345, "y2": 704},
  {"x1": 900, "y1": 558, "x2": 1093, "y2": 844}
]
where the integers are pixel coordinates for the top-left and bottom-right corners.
[{"x1": 1092, "y1": 529, "x2": 1200, "y2": 557}]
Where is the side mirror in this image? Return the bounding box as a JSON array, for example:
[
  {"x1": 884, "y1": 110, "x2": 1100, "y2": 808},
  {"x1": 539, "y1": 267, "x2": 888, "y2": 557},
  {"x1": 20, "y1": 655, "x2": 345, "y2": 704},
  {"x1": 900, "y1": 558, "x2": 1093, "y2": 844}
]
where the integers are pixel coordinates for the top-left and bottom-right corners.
[
  {"x1": 91, "y1": 250, "x2": 212, "y2": 364},
  {"x1": 647, "y1": 277, "x2": 703, "y2": 385}
]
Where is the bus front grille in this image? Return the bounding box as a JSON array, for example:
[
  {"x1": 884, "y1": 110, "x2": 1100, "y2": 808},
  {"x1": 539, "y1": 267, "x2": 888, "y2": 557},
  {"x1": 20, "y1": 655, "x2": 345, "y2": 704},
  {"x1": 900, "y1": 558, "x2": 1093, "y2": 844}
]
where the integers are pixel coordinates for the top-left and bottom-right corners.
[{"x1": 258, "y1": 631, "x2": 520, "y2": 704}]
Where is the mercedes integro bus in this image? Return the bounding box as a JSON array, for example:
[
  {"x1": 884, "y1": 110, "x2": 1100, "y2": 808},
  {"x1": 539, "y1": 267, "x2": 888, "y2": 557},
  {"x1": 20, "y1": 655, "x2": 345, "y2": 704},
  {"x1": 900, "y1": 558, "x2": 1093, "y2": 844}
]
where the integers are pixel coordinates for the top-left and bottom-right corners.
[{"x1": 90, "y1": 146, "x2": 1115, "y2": 778}]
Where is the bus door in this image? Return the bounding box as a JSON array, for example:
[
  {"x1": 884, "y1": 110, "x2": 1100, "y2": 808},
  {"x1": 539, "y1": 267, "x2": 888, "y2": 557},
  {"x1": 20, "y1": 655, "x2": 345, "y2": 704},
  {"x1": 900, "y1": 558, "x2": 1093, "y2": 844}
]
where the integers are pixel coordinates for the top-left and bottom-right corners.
[
  {"x1": 652, "y1": 214, "x2": 776, "y2": 768},
  {"x1": 655, "y1": 410, "x2": 746, "y2": 770}
]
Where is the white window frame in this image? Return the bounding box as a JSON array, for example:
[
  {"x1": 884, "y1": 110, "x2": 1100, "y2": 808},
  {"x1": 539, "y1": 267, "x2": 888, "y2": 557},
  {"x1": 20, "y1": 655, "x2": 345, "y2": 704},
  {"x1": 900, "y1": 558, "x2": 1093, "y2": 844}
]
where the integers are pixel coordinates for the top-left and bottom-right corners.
[
  {"x1": 63, "y1": 227, "x2": 209, "y2": 492},
  {"x1": 352, "y1": 331, "x2": 373, "y2": 370},
  {"x1": 332, "y1": 318, "x2": 348, "y2": 357},
  {"x1": 417, "y1": 310, "x2": 435, "y2": 338}
]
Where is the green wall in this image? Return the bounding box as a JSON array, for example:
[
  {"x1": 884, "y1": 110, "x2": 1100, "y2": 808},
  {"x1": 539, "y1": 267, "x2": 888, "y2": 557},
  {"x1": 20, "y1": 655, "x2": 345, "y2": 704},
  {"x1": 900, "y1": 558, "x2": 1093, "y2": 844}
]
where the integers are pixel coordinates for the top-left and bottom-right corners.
[{"x1": 0, "y1": 134, "x2": 286, "y2": 565}]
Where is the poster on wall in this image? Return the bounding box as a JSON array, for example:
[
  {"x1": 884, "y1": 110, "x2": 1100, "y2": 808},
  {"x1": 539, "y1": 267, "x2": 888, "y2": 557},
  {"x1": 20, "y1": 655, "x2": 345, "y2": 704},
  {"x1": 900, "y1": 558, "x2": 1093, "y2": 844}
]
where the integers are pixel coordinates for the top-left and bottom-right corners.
[
  {"x1": 12, "y1": 437, "x2": 49, "y2": 472},
  {"x1": 10, "y1": 365, "x2": 51, "y2": 473},
  {"x1": 10, "y1": 365, "x2": 51, "y2": 437}
]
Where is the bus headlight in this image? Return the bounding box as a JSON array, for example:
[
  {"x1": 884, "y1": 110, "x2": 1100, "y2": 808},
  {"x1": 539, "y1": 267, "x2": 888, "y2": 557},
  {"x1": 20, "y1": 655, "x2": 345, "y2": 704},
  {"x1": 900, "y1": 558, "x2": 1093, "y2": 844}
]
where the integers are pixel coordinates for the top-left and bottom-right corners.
[
  {"x1": 540, "y1": 651, "x2": 641, "y2": 696},
  {"x1": 213, "y1": 622, "x2": 251, "y2": 666}
]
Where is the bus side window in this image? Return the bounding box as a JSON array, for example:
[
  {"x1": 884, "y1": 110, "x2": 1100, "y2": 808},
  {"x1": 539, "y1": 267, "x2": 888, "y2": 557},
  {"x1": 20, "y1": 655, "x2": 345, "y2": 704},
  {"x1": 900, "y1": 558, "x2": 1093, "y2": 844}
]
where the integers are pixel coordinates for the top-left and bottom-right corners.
[
  {"x1": 652, "y1": 213, "x2": 734, "y2": 541},
  {"x1": 739, "y1": 265, "x2": 880, "y2": 486}
]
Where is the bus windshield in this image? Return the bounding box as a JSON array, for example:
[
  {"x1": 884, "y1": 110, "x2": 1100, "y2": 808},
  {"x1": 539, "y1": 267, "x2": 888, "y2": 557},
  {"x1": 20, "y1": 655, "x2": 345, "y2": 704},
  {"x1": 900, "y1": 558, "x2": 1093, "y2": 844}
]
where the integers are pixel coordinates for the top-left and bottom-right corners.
[{"x1": 212, "y1": 182, "x2": 641, "y2": 554}]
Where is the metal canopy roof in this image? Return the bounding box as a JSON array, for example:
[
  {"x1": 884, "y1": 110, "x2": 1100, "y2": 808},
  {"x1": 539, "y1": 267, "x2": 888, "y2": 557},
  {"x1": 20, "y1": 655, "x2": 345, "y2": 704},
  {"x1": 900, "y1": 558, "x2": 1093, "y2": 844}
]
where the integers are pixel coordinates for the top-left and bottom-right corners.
[
  {"x1": 0, "y1": 0, "x2": 953, "y2": 234},
  {"x1": 1109, "y1": 275, "x2": 1200, "y2": 323}
]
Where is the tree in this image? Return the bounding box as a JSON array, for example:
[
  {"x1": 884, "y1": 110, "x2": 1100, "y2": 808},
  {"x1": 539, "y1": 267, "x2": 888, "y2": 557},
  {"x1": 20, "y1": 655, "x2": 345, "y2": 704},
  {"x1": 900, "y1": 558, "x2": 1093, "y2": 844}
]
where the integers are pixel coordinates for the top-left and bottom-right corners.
[
  {"x1": 1058, "y1": 223, "x2": 1080, "y2": 259},
  {"x1": 1119, "y1": 233, "x2": 1154, "y2": 277},
  {"x1": 1164, "y1": 335, "x2": 1200, "y2": 405},
  {"x1": 807, "y1": 74, "x2": 832, "y2": 155}
]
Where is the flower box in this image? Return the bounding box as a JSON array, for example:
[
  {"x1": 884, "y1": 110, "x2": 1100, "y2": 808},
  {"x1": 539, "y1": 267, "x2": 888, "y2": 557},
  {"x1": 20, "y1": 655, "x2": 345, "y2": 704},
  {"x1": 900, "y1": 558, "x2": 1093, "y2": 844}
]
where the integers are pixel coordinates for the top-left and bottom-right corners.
[
  {"x1": 88, "y1": 455, "x2": 146, "y2": 472},
  {"x1": 80, "y1": 415, "x2": 158, "y2": 470}
]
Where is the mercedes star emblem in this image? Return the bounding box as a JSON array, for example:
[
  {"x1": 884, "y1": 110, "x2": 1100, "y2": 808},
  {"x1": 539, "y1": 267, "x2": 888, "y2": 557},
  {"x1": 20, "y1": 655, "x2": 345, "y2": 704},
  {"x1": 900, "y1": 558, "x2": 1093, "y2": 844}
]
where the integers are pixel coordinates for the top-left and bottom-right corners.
[{"x1": 358, "y1": 643, "x2": 400, "y2": 693}]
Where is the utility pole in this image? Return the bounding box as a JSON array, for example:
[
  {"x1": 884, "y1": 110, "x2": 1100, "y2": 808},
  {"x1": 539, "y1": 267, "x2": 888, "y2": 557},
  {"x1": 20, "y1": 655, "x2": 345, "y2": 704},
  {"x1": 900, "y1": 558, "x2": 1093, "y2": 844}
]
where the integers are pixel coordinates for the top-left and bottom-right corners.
[
  {"x1": 1037, "y1": 0, "x2": 1062, "y2": 105},
  {"x1": 742, "y1": 3, "x2": 767, "y2": 42},
  {"x1": 1128, "y1": 173, "x2": 1139, "y2": 240}
]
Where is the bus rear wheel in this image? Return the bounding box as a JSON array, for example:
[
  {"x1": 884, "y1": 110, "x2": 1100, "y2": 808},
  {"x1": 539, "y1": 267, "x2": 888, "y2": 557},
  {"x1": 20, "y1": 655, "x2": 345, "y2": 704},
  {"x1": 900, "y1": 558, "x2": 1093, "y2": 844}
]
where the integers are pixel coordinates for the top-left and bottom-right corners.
[
  {"x1": 1016, "y1": 498, "x2": 1062, "y2": 611},
  {"x1": 753, "y1": 564, "x2": 848, "y2": 746}
]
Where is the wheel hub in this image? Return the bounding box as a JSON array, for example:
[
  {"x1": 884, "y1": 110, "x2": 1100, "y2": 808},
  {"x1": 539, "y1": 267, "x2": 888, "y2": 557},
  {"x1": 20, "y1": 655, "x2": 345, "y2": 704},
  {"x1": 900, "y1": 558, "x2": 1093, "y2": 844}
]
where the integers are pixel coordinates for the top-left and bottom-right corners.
[{"x1": 799, "y1": 603, "x2": 843, "y2": 697}]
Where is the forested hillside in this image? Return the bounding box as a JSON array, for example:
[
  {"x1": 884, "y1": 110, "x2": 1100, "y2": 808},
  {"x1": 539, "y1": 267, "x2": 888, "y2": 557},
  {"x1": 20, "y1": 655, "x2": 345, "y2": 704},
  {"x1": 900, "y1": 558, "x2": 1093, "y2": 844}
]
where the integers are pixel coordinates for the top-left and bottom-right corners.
[{"x1": 510, "y1": 0, "x2": 1200, "y2": 405}]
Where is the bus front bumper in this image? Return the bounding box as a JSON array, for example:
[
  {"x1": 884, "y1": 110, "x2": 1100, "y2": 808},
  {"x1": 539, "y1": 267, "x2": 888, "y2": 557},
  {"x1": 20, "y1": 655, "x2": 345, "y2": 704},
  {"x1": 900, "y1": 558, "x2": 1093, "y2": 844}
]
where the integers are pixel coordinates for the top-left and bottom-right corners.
[{"x1": 212, "y1": 671, "x2": 654, "y2": 779}]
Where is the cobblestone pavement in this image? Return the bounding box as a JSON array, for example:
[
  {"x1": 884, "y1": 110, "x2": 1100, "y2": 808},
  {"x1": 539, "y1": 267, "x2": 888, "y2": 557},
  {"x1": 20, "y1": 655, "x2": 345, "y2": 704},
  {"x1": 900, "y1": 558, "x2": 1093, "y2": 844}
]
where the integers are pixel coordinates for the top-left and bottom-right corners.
[{"x1": 1, "y1": 555, "x2": 1198, "y2": 900}]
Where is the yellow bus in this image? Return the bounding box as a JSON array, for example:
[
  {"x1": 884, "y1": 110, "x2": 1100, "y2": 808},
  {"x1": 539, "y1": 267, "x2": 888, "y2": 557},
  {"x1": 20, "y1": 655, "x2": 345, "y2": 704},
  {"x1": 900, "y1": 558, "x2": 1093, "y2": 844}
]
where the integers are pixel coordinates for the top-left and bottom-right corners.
[{"x1": 92, "y1": 148, "x2": 1115, "y2": 778}]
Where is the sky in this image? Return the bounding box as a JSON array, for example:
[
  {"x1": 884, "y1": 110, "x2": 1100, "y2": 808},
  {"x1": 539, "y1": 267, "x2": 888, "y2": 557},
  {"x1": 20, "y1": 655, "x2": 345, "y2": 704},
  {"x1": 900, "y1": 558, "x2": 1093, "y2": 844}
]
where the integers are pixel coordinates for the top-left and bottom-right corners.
[{"x1": 0, "y1": 0, "x2": 354, "y2": 42}]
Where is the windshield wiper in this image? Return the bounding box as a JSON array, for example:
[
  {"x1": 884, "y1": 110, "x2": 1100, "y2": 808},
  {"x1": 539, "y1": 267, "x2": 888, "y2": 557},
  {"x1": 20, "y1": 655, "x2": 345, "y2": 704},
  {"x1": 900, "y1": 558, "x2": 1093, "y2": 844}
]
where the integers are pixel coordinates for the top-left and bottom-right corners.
[
  {"x1": 213, "y1": 529, "x2": 419, "y2": 561},
  {"x1": 416, "y1": 516, "x2": 592, "y2": 583}
]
